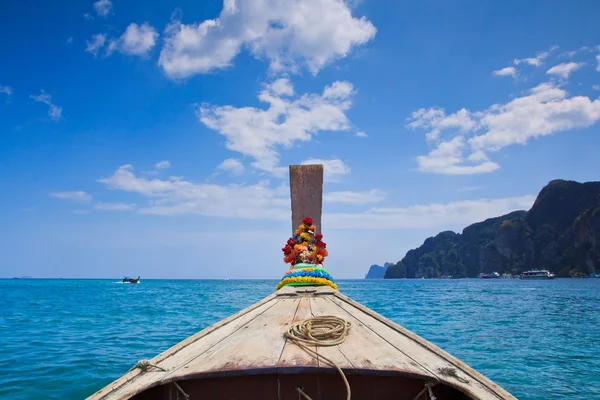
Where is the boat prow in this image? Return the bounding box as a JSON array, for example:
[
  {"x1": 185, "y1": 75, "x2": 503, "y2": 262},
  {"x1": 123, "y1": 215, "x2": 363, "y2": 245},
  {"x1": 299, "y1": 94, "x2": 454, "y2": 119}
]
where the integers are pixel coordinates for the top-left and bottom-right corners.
[
  {"x1": 88, "y1": 285, "x2": 515, "y2": 400},
  {"x1": 89, "y1": 165, "x2": 514, "y2": 400}
]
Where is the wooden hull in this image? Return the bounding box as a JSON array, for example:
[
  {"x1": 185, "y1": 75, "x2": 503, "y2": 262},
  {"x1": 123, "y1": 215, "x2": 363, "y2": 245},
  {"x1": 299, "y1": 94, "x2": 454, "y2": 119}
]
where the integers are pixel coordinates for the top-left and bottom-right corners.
[
  {"x1": 131, "y1": 373, "x2": 471, "y2": 400},
  {"x1": 88, "y1": 286, "x2": 515, "y2": 400}
]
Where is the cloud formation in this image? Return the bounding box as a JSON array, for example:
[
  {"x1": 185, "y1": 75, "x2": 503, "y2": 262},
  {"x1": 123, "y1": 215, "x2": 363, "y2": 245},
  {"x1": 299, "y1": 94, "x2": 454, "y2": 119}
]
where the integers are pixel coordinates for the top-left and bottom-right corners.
[
  {"x1": 324, "y1": 189, "x2": 385, "y2": 204},
  {"x1": 30, "y1": 90, "x2": 63, "y2": 121},
  {"x1": 155, "y1": 160, "x2": 171, "y2": 169},
  {"x1": 158, "y1": 0, "x2": 376, "y2": 78},
  {"x1": 0, "y1": 85, "x2": 12, "y2": 96},
  {"x1": 197, "y1": 79, "x2": 355, "y2": 174},
  {"x1": 216, "y1": 158, "x2": 245, "y2": 175},
  {"x1": 408, "y1": 82, "x2": 600, "y2": 174},
  {"x1": 326, "y1": 195, "x2": 536, "y2": 229},
  {"x1": 107, "y1": 23, "x2": 158, "y2": 56},
  {"x1": 493, "y1": 66, "x2": 517, "y2": 77},
  {"x1": 50, "y1": 191, "x2": 92, "y2": 203},
  {"x1": 94, "y1": 202, "x2": 137, "y2": 211},
  {"x1": 546, "y1": 62, "x2": 584, "y2": 79},
  {"x1": 95, "y1": 165, "x2": 529, "y2": 231},
  {"x1": 85, "y1": 34, "x2": 106, "y2": 57},
  {"x1": 98, "y1": 164, "x2": 290, "y2": 218},
  {"x1": 93, "y1": 0, "x2": 113, "y2": 17}
]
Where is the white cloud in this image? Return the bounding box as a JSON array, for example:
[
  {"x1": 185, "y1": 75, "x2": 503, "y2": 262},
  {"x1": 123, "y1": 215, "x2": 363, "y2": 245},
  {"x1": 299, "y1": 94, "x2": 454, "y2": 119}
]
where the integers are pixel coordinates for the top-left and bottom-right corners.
[
  {"x1": 94, "y1": 202, "x2": 137, "y2": 211},
  {"x1": 596, "y1": 54, "x2": 600, "y2": 72},
  {"x1": 326, "y1": 195, "x2": 536, "y2": 229},
  {"x1": 94, "y1": 165, "x2": 530, "y2": 232},
  {"x1": 30, "y1": 90, "x2": 63, "y2": 121},
  {"x1": 546, "y1": 62, "x2": 584, "y2": 79},
  {"x1": 216, "y1": 158, "x2": 245, "y2": 175},
  {"x1": 85, "y1": 34, "x2": 106, "y2": 57},
  {"x1": 107, "y1": 23, "x2": 158, "y2": 56},
  {"x1": 406, "y1": 107, "x2": 476, "y2": 142},
  {"x1": 98, "y1": 164, "x2": 290, "y2": 218},
  {"x1": 0, "y1": 85, "x2": 12, "y2": 96},
  {"x1": 415, "y1": 136, "x2": 500, "y2": 175},
  {"x1": 66, "y1": 36, "x2": 74, "y2": 44},
  {"x1": 94, "y1": 0, "x2": 112, "y2": 17},
  {"x1": 158, "y1": 0, "x2": 376, "y2": 79},
  {"x1": 84, "y1": 13, "x2": 94, "y2": 20},
  {"x1": 266, "y1": 79, "x2": 294, "y2": 96},
  {"x1": 324, "y1": 189, "x2": 385, "y2": 204},
  {"x1": 493, "y1": 66, "x2": 517, "y2": 77},
  {"x1": 301, "y1": 158, "x2": 351, "y2": 182},
  {"x1": 155, "y1": 160, "x2": 171, "y2": 169},
  {"x1": 408, "y1": 81, "x2": 600, "y2": 174},
  {"x1": 356, "y1": 131, "x2": 368, "y2": 137},
  {"x1": 50, "y1": 191, "x2": 92, "y2": 203},
  {"x1": 469, "y1": 82, "x2": 600, "y2": 150},
  {"x1": 197, "y1": 80, "x2": 354, "y2": 174},
  {"x1": 560, "y1": 50, "x2": 577, "y2": 58},
  {"x1": 593, "y1": 85, "x2": 600, "y2": 91},
  {"x1": 513, "y1": 46, "x2": 557, "y2": 67}
]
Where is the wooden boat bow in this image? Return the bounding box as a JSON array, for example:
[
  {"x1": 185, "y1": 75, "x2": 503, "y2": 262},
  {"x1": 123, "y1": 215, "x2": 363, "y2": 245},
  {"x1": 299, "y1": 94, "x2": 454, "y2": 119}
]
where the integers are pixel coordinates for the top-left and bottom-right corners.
[{"x1": 88, "y1": 165, "x2": 516, "y2": 400}]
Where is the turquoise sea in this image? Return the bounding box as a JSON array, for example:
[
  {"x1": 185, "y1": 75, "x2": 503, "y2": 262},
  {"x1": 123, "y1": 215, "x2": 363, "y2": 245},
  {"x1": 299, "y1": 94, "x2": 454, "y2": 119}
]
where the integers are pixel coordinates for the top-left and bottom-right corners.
[{"x1": 1, "y1": 278, "x2": 599, "y2": 400}]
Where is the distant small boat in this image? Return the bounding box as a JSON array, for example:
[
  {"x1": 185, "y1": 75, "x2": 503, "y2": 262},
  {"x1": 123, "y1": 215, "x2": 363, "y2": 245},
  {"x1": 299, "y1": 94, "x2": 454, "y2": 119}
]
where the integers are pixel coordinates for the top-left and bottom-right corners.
[
  {"x1": 122, "y1": 276, "x2": 140, "y2": 284},
  {"x1": 479, "y1": 272, "x2": 500, "y2": 279},
  {"x1": 438, "y1": 275, "x2": 453, "y2": 279},
  {"x1": 501, "y1": 273, "x2": 514, "y2": 279},
  {"x1": 520, "y1": 270, "x2": 555, "y2": 280},
  {"x1": 590, "y1": 273, "x2": 598, "y2": 278},
  {"x1": 570, "y1": 272, "x2": 588, "y2": 278}
]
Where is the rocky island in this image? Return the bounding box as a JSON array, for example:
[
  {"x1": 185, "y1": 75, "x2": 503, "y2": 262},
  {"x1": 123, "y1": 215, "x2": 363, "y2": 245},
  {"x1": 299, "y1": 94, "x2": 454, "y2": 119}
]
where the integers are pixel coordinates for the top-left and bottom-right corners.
[
  {"x1": 365, "y1": 262, "x2": 392, "y2": 279},
  {"x1": 384, "y1": 179, "x2": 600, "y2": 279}
]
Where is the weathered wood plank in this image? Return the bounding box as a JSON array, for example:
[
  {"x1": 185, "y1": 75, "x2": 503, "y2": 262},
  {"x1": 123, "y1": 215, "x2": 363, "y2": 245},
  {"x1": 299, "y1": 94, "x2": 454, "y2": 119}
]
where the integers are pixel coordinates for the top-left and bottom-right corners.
[
  {"x1": 307, "y1": 295, "x2": 357, "y2": 374},
  {"x1": 289, "y1": 164, "x2": 323, "y2": 233},
  {"x1": 330, "y1": 292, "x2": 516, "y2": 400},
  {"x1": 310, "y1": 296, "x2": 435, "y2": 380},
  {"x1": 277, "y1": 297, "x2": 319, "y2": 372},
  {"x1": 168, "y1": 297, "x2": 301, "y2": 379},
  {"x1": 88, "y1": 294, "x2": 281, "y2": 400}
]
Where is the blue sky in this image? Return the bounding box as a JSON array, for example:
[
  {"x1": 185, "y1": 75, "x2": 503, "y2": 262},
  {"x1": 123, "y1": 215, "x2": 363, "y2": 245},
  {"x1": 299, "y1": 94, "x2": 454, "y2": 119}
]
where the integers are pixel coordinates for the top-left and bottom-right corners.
[{"x1": 1, "y1": 0, "x2": 600, "y2": 279}]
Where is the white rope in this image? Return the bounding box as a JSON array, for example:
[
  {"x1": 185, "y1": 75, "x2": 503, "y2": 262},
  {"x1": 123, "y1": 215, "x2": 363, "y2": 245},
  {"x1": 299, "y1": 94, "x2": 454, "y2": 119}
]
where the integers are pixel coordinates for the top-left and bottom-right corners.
[
  {"x1": 284, "y1": 316, "x2": 352, "y2": 400},
  {"x1": 128, "y1": 359, "x2": 166, "y2": 373}
]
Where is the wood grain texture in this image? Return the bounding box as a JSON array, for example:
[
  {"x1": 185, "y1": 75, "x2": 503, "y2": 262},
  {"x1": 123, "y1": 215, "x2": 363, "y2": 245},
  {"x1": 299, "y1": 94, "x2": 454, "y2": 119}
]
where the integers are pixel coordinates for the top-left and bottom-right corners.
[{"x1": 289, "y1": 164, "x2": 323, "y2": 233}]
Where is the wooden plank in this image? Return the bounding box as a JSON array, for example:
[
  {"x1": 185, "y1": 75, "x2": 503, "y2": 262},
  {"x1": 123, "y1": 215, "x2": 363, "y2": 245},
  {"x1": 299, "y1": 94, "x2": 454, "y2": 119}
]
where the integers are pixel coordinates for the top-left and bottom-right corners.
[
  {"x1": 168, "y1": 297, "x2": 301, "y2": 379},
  {"x1": 277, "y1": 297, "x2": 319, "y2": 372},
  {"x1": 329, "y1": 292, "x2": 515, "y2": 400},
  {"x1": 289, "y1": 164, "x2": 323, "y2": 233},
  {"x1": 307, "y1": 295, "x2": 357, "y2": 374},
  {"x1": 88, "y1": 294, "x2": 281, "y2": 400},
  {"x1": 310, "y1": 296, "x2": 435, "y2": 380}
]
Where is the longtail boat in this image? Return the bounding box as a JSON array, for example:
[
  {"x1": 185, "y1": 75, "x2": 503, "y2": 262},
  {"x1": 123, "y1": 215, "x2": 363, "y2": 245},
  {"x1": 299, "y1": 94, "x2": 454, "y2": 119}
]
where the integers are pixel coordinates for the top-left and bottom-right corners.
[{"x1": 89, "y1": 165, "x2": 515, "y2": 400}]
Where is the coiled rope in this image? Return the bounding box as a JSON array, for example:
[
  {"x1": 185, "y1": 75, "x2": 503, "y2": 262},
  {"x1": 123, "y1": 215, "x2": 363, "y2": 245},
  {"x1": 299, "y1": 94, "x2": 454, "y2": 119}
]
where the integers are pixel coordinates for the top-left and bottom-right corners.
[{"x1": 283, "y1": 316, "x2": 352, "y2": 400}]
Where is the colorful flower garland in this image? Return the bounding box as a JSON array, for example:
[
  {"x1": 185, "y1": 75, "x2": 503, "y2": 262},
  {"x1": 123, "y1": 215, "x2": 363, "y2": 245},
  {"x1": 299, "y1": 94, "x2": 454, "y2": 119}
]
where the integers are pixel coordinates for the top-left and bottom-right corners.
[
  {"x1": 281, "y1": 217, "x2": 328, "y2": 266},
  {"x1": 277, "y1": 217, "x2": 337, "y2": 291}
]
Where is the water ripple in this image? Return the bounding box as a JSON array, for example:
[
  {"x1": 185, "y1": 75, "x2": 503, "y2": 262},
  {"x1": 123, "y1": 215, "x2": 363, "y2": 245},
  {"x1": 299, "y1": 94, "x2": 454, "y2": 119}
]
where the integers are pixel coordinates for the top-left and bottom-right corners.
[{"x1": 1, "y1": 278, "x2": 599, "y2": 399}]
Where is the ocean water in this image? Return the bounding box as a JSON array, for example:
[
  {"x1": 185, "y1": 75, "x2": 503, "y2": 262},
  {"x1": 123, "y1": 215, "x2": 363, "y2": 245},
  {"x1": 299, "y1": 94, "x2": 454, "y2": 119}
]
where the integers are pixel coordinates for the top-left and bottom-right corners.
[{"x1": 1, "y1": 279, "x2": 599, "y2": 400}]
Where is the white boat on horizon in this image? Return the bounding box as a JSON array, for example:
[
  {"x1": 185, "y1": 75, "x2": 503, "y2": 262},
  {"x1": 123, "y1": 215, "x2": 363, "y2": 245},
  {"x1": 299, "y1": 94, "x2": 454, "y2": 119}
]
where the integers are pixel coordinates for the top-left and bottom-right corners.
[
  {"x1": 479, "y1": 272, "x2": 500, "y2": 279},
  {"x1": 520, "y1": 270, "x2": 555, "y2": 280}
]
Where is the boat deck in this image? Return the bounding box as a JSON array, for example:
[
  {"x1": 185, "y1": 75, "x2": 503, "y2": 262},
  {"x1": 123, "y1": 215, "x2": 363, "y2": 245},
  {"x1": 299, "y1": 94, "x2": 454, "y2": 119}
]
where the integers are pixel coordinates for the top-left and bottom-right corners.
[{"x1": 88, "y1": 286, "x2": 514, "y2": 400}]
